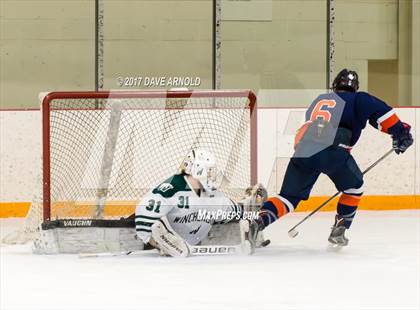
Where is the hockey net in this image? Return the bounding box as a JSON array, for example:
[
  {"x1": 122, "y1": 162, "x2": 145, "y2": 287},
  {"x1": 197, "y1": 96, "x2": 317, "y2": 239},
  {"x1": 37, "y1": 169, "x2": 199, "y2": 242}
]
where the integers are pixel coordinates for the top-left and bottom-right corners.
[{"x1": 2, "y1": 90, "x2": 257, "y2": 245}]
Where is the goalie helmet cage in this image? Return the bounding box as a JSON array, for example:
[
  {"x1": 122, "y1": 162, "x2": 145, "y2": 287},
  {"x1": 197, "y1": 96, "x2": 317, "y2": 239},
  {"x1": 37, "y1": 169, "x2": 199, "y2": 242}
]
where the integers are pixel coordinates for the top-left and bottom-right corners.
[{"x1": 41, "y1": 89, "x2": 257, "y2": 230}]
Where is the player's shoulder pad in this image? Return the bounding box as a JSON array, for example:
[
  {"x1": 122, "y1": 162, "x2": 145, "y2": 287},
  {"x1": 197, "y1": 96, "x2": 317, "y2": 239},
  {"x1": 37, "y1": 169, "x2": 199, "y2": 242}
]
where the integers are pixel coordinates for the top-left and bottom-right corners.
[
  {"x1": 357, "y1": 91, "x2": 369, "y2": 95},
  {"x1": 355, "y1": 91, "x2": 371, "y2": 100},
  {"x1": 357, "y1": 91, "x2": 389, "y2": 108},
  {"x1": 152, "y1": 174, "x2": 191, "y2": 198}
]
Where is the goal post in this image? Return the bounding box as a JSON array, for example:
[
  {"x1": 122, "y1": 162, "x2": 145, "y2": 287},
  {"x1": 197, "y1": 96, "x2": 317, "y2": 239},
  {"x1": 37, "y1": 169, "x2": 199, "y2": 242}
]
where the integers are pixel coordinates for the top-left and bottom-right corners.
[{"x1": 16, "y1": 89, "x2": 258, "y2": 252}]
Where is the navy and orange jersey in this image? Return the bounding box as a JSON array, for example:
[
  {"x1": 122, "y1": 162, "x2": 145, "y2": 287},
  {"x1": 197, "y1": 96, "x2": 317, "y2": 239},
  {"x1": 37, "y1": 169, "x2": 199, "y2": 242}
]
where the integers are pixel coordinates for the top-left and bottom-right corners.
[{"x1": 303, "y1": 91, "x2": 405, "y2": 147}]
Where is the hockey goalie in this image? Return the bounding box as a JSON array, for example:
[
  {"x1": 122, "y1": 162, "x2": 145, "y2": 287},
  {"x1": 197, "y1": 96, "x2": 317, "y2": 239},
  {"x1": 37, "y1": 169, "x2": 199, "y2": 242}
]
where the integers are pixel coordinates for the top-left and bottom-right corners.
[{"x1": 135, "y1": 149, "x2": 267, "y2": 257}]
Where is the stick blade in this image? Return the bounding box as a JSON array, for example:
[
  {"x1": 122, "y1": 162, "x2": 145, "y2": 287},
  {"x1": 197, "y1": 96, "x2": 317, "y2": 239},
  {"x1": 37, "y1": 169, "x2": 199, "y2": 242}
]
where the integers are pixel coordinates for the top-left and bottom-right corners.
[{"x1": 288, "y1": 229, "x2": 299, "y2": 238}]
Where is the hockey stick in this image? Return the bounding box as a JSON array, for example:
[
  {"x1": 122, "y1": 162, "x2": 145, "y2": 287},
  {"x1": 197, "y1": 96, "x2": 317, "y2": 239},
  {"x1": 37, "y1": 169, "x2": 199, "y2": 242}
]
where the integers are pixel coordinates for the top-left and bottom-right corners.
[
  {"x1": 288, "y1": 149, "x2": 394, "y2": 238},
  {"x1": 79, "y1": 244, "x2": 247, "y2": 258}
]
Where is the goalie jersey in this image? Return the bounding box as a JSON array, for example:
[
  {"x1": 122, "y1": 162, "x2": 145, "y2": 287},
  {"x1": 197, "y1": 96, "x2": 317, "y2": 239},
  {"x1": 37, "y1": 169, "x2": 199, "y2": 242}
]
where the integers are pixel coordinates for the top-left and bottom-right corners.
[{"x1": 135, "y1": 173, "x2": 240, "y2": 246}]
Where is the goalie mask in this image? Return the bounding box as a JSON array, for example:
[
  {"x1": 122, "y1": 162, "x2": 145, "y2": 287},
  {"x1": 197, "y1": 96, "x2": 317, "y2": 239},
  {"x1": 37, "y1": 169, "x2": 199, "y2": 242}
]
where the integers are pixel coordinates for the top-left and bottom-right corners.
[{"x1": 181, "y1": 149, "x2": 220, "y2": 192}]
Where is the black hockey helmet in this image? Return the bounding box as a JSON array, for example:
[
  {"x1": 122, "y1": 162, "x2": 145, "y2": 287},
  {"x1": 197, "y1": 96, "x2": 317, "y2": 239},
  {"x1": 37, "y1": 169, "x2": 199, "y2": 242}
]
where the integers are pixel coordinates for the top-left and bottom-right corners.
[{"x1": 332, "y1": 69, "x2": 359, "y2": 92}]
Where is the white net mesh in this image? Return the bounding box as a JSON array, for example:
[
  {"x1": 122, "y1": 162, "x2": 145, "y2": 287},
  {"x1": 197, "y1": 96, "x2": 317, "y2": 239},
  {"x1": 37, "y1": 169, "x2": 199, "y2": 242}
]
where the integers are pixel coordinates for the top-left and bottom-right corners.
[{"x1": 2, "y1": 90, "x2": 256, "y2": 244}]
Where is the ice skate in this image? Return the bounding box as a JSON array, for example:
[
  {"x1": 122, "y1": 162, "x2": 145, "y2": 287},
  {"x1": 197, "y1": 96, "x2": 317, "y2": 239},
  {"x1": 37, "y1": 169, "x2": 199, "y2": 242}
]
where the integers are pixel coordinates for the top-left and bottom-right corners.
[{"x1": 328, "y1": 215, "x2": 349, "y2": 247}]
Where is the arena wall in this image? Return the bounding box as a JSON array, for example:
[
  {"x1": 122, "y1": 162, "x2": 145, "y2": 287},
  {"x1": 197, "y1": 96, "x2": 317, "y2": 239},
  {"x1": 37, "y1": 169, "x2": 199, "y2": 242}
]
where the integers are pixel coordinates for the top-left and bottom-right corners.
[
  {"x1": 0, "y1": 106, "x2": 418, "y2": 217},
  {"x1": 2, "y1": 0, "x2": 419, "y2": 108}
]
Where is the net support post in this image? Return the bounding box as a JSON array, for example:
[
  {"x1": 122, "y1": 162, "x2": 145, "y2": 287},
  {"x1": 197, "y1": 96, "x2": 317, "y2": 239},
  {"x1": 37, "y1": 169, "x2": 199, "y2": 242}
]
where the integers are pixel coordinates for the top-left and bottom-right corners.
[{"x1": 327, "y1": 0, "x2": 335, "y2": 91}]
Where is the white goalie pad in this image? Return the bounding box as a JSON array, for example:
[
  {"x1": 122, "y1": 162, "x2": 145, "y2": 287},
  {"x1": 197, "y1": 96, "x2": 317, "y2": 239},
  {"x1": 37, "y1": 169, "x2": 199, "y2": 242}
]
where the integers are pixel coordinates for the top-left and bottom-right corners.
[
  {"x1": 33, "y1": 226, "x2": 144, "y2": 254},
  {"x1": 203, "y1": 221, "x2": 265, "y2": 248},
  {"x1": 202, "y1": 222, "x2": 242, "y2": 245},
  {"x1": 151, "y1": 220, "x2": 190, "y2": 257}
]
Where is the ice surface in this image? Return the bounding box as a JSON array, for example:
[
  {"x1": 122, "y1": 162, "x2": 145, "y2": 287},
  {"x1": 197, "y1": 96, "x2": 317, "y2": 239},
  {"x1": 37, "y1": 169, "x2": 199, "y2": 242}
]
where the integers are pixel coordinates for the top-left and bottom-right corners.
[{"x1": 1, "y1": 211, "x2": 419, "y2": 310}]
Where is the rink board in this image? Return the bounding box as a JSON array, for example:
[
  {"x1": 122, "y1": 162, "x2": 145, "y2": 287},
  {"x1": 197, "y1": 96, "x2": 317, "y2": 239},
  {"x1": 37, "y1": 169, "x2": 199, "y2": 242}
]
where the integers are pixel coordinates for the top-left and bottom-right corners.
[{"x1": 1, "y1": 194, "x2": 420, "y2": 218}]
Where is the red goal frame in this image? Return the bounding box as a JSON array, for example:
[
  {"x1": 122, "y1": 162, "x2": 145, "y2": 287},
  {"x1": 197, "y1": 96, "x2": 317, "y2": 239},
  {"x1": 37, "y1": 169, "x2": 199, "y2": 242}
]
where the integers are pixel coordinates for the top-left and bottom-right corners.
[{"x1": 41, "y1": 90, "x2": 258, "y2": 222}]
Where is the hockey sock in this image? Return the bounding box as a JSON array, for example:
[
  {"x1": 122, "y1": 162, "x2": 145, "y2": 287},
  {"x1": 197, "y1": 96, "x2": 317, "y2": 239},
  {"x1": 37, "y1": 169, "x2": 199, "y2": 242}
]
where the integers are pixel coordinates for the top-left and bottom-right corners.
[
  {"x1": 337, "y1": 192, "x2": 363, "y2": 229},
  {"x1": 259, "y1": 195, "x2": 296, "y2": 227}
]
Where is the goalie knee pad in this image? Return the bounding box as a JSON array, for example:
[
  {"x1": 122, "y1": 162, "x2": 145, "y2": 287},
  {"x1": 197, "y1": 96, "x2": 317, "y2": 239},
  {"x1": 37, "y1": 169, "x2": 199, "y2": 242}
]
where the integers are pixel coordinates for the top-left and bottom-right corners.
[{"x1": 151, "y1": 218, "x2": 190, "y2": 257}]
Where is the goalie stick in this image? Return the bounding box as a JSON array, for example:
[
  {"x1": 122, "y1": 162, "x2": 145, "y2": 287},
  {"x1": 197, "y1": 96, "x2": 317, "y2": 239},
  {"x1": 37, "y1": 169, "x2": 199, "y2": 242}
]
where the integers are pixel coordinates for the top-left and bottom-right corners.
[
  {"x1": 79, "y1": 243, "x2": 248, "y2": 258},
  {"x1": 288, "y1": 149, "x2": 394, "y2": 238}
]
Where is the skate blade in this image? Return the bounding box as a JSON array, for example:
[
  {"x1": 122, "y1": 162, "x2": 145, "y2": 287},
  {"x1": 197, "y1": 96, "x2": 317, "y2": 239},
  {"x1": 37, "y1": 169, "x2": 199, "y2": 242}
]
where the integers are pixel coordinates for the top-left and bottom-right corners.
[
  {"x1": 258, "y1": 239, "x2": 271, "y2": 248},
  {"x1": 327, "y1": 243, "x2": 344, "y2": 252}
]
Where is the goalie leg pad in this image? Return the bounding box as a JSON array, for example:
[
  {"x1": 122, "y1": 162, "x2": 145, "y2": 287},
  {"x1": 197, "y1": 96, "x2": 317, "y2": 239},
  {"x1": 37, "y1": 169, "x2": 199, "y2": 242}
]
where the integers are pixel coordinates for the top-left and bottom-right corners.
[
  {"x1": 239, "y1": 219, "x2": 254, "y2": 255},
  {"x1": 151, "y1": 219, "x2": 190, "y2": 257}
]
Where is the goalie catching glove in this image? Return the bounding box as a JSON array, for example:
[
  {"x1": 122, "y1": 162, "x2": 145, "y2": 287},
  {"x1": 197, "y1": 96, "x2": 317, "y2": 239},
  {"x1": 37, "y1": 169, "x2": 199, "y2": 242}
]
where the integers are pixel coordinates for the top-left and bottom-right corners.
[{"x1": 239, "y1": 183, "x2": 268, "y2": 211}]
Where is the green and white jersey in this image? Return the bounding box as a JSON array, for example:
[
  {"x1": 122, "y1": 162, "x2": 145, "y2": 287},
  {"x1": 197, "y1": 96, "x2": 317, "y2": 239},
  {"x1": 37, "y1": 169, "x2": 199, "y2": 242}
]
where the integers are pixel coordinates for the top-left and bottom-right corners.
[{"x1": 135, "y1": 174, "x2": 241, "y2": 245}]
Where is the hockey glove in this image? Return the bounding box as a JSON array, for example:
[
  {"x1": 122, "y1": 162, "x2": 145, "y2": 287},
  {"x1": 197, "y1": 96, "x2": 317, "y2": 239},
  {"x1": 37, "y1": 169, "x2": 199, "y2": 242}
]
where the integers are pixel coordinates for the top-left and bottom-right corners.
[
  {"x1": 392, "y1": 123, "x2": 413, "y2": 154},
  {"x1": 240, "y1": 183, "x2": 268, "y2": 211}
]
